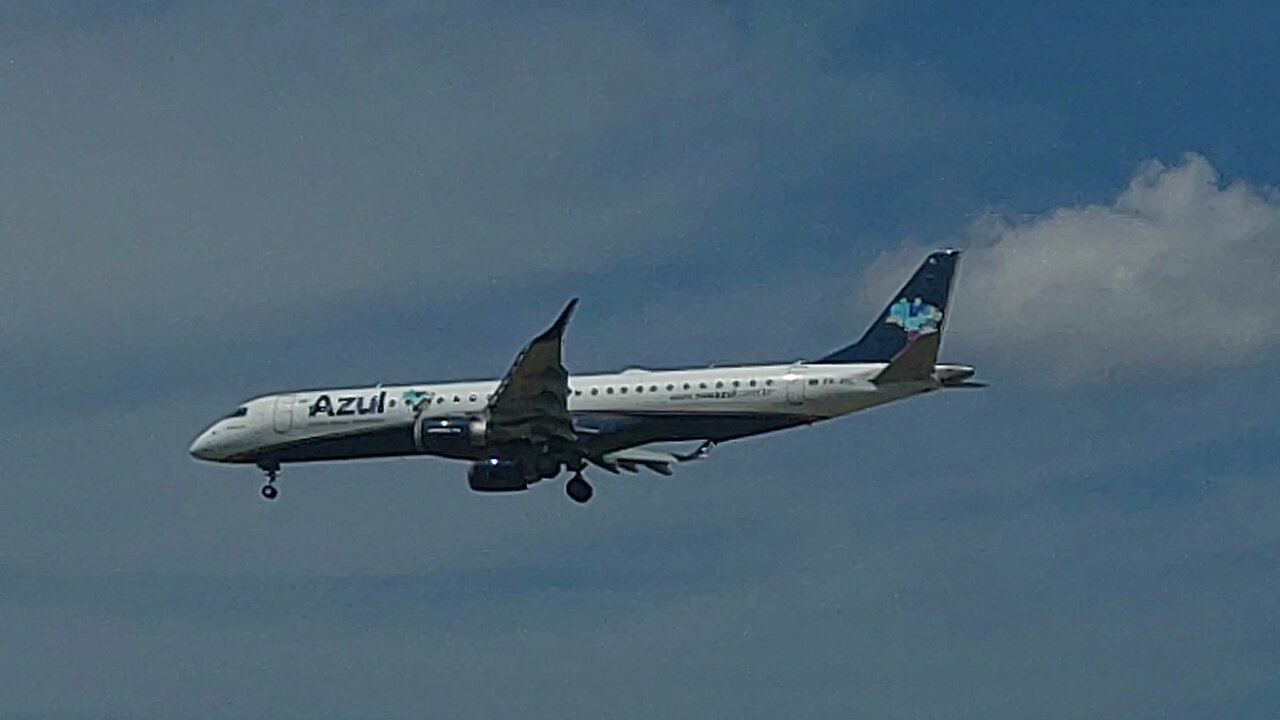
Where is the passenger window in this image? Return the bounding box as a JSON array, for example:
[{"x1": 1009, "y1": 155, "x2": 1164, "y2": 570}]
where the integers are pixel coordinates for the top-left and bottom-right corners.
[
  {"x1": 607, "y1": 387, "x2": 614, "y2": 394},
  {"x1": 650, "y1": 385, "x2": 658, "y2": 392},
  {"x1": 636, "y1": 385, "x2": 644, "y2": 393},
  {"x1": 591, "y1": 388, "x2": 599, "y2": 396},
  {"x1": 683, "y1": 383, "x2": 691, "y2": 390},
  {"x1": 749, "y1": 380, "x2": 757, "y2": 387},
  {"x1": 766, "y1": 379, "x2": 774, "y2": 386},
  {"x1": 436, "y1": 397, "x2": 445, "y2": 404},
  {"x1": 732, "y1": 380, "x2": 740, "y2": 387},
  {"x1": 666, "y1": 384, "x2": 674, "y2": 391},
  {"x1": 574, "y1": 389, "x2": 582, "y2": 396},
  {"x1": 453, "y1": 396, "x2": 461, "y2": 402},
  {"x1": 715, "y1": 381, "x2": 724, "y2": 389},
  {"x1": 620, "y1": 387, "x2": 628, "y2": 394},
  {"x1": 699, "y1": 382, "x2": 707, "y2": 389},
  {"x1": 469, "y1": 393, "x2": 478, "y2": 401},
  {"x1": 808, "y1": 379, "x2": 819, "y2": 386}
]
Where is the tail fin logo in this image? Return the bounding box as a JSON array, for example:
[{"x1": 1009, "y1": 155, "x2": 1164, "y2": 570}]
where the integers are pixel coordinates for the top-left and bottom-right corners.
[{"x1": 885, "y1": 297, "x2": 943, "y2": 340}]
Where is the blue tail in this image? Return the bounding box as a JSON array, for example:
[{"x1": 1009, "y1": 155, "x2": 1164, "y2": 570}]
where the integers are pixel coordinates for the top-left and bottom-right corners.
[{"x1": 815, "y1": 249, "x2": 961, "y2": 364}]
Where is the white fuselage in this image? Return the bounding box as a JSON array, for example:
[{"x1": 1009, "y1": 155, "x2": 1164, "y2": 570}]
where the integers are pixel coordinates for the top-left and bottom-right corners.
[{"x1": 189, "y1": 361, "x2": 966, "y2": 465}]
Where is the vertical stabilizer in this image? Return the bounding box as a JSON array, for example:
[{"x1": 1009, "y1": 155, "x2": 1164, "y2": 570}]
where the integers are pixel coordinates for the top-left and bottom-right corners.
[{"x1": 816, "y1": 250, "x2": 960, "y2": 364}]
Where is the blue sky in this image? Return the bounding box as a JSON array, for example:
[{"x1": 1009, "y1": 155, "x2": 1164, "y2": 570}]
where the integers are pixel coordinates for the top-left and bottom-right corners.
[{"x1": 2, "y1": 1, "x2": 1279, "y2": 718}]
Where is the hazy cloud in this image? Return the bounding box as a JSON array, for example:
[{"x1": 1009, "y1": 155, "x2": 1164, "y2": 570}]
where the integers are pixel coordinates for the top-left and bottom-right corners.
[
  {"x1": 864, "y1": 154, "x2": 1280, "y2": 380},
  {"x1": 0, "y1": 0, "x2": 914, "y2": 360},
  {"x1": 4, "y1": 3, "x2": 1280, "y2": 719}
]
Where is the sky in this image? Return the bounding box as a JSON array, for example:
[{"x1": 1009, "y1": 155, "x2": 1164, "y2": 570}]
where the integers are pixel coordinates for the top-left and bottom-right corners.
[{"x1": 1, "y1": 1, "x2": 1279, "y2": 717}]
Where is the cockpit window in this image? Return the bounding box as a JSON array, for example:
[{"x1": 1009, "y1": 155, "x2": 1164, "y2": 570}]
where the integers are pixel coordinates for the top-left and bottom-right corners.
[{"x1": 224, "y1": 407, "x2": 248, "y2": 419}]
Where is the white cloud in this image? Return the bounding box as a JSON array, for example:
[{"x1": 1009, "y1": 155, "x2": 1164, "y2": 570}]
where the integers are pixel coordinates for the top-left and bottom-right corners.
[{"x1": 864, "y1": 154, "x2": 1280, "y2": 380}]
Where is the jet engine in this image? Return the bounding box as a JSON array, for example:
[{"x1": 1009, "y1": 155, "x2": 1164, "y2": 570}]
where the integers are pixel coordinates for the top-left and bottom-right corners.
[
  {"x1": 414, "y1": 415, "x2": 489, "y2": 454},
  {"x1": 467, "y1": 459, "x2": 530, "y2": 492}
]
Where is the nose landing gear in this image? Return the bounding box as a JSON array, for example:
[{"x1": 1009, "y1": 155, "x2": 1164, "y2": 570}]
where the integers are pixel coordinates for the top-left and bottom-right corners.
[
  {"x1": 257, "y1": 461, "x2": 280, "y2": 501},
  {"x1": 565, "y1": 473, "x2": 593, "y2": 504}
]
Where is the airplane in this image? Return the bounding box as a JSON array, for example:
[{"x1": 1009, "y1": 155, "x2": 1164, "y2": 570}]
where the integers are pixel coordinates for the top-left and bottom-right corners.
[{"x1": 189, "y1": 249, "x2": 982, "y2": 503}]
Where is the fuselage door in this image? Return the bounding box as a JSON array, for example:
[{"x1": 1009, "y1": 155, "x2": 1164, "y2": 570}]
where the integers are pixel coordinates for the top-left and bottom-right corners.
[
  {"x1": 273, "y1": 394, "x2": 295, "y2": 433},
  {"x1": 785, "y1": 374, "x2": 805, "y2": 405}
]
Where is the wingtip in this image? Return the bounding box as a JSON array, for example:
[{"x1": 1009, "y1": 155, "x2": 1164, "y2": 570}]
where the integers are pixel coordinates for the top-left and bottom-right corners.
[{"x1": 550, "y1": 298, "x2": 579, "y2": 333}]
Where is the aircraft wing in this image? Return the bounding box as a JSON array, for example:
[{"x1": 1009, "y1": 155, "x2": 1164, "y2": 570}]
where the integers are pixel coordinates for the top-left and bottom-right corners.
[
  {"x1": 485, "y1": 300, "x2": 580, "y2": 447},
  {"x1": 590, "y1": 442, "x2": 715, "y2": 476}
]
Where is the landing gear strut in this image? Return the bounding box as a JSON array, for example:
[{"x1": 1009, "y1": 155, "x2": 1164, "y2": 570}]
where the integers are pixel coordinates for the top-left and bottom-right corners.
[
  {"x1": 566, "y1": 473, "x2": 593, "y2": 504},
  {"x1": 257, "y1": 461, "x2": 280, "y2": 501}
]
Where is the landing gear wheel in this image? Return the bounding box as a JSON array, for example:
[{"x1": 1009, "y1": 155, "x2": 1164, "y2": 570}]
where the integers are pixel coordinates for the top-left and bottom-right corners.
[
  {"x1": 257, "y1": 461, "x2": 280, "y2": 501},
  {"x1": 566, "y1": 475, "x2": 593, "y2": 504}
]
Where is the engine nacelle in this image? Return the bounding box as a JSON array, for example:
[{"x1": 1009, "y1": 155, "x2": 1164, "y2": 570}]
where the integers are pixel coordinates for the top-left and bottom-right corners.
[
  {"x1": 415, "y1": 415, "x2": 488, "y2": 454},
  {"x1": 467, "y1": 459, "x2": 529, "y2": 493}
]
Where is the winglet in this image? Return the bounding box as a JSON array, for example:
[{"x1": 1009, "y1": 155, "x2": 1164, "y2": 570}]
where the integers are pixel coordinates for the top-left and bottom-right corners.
[
  {"x1": 544, "y1": 298, "x2": 579, "y2": 340},
  {"x1": 673, "y1": 440, "x2": 716, "y2": 462}
]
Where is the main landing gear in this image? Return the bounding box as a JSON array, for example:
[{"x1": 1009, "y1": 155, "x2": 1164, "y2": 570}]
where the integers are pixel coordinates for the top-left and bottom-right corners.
[
  {"x1": 565, "y1": 473, "x2": 593, "y2": 504},
  {"x1": 257, "y1": 461, "x2": 280, "y2": 501}
]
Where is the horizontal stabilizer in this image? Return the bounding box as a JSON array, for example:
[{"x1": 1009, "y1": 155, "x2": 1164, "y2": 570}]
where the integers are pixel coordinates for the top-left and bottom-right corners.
[{"x1": 873, "y1": 333, "x2": 940, "y2": 384}]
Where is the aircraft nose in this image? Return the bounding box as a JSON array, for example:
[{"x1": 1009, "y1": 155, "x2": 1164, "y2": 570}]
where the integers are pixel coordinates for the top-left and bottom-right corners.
[{"x1": 189, "y1": 430, "x2": 220, "y2": 461}]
